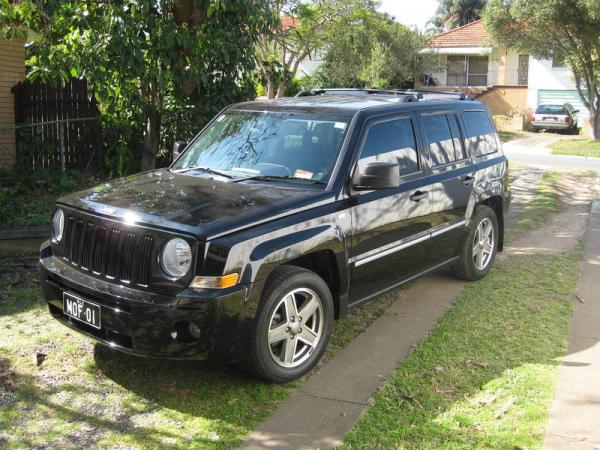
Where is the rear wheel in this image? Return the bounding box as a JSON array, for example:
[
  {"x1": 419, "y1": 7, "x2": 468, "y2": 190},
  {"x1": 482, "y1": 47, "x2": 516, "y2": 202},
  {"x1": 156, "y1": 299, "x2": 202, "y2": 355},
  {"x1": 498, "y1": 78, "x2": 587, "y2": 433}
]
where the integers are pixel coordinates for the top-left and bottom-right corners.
[
  {"x1": 246, "y1": 266, "x2": 333, "y2": 383},
  {"x1": 454, "y1": 205, "x2": 499, "y2": 281}
]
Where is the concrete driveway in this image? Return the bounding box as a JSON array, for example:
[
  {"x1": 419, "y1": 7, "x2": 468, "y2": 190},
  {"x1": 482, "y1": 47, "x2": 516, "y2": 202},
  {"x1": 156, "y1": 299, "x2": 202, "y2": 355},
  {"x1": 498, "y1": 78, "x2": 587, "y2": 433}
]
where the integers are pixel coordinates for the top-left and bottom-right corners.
[{"x1": 503, "y1": 132, "x2": 600, "y2": 170}]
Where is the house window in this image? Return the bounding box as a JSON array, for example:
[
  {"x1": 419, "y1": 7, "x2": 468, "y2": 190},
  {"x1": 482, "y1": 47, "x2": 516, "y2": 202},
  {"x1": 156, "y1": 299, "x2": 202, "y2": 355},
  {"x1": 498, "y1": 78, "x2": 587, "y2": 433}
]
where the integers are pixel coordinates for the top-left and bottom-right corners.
[{"x1": 446, "y1": 55, "x2": 488, "y2": 86}]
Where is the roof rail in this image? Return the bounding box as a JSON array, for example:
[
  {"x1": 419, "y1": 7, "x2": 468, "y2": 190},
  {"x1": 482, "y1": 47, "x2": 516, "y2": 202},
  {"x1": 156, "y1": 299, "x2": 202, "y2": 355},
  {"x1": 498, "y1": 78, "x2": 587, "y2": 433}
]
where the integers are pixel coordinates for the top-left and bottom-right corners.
[
  {"x1": 295, "y1": 88, "x2": 418, "y2": 102},
  {"x1": 295, "y1": 87, "x2": 475, "y2": 101},
  {"x1": 395, "y1": 88, "x2": 475, "y2": 101}
]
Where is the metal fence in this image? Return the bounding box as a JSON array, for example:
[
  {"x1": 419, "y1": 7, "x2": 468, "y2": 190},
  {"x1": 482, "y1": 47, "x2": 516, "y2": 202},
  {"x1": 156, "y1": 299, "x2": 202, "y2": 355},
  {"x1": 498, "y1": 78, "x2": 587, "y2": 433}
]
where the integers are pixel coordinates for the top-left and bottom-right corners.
[
  {"x1": 7, "y1": 79, "x2": 102, "y2": 171},
  {"x1": 0, "y1": 117, "x2": 101, "y2": 172}
]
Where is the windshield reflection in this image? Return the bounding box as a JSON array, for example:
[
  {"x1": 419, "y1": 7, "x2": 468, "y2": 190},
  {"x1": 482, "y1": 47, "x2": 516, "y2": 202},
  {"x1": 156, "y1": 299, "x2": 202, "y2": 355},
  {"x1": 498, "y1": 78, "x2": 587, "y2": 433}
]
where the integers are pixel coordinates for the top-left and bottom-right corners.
[{"x1": 172, "y1": 111, "x2": 349, "y2": 184}]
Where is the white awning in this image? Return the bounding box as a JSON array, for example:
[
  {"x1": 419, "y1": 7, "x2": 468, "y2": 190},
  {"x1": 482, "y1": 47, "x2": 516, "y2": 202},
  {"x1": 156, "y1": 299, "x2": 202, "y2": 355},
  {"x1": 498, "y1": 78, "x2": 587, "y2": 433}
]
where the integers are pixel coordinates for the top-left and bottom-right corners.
[{"x1": 420, "y1": 46, "x2": 493, "y2": 55}]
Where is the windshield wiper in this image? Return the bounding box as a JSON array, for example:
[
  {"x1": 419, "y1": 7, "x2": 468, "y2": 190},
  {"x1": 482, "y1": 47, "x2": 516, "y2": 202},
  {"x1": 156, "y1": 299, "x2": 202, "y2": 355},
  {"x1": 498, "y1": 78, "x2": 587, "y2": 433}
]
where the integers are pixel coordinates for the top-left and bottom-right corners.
[
  {"x1": 172, "y1": 166, "x2": 234, "y2": 179},
  {"x1": 232, "y1": 175, "x2": 326, "y2": 185}
]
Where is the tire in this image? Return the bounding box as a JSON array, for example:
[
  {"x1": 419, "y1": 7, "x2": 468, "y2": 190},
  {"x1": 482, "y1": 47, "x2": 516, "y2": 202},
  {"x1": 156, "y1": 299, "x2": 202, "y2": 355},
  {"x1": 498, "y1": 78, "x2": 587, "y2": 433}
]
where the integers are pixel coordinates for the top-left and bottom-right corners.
[
  {"x1": 246, "y1": 265, "x2": 334, "y2": 383},
  {"x1": 453, "y1": 205, "x2": 499, "y2": 281}
]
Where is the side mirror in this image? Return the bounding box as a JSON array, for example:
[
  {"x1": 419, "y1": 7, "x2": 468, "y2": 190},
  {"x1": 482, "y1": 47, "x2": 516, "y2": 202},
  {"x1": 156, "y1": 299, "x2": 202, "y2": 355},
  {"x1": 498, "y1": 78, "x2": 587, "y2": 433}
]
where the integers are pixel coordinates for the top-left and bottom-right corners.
[
  {"x1": 352, "y1": 161, "x2": 400, "y2": 190},
  {"x1": 172, "y1": 141, "x2": 188, "y2": 160},
  {"x1": 573, "y1": 109, "x2": 580, "y2": 114}
]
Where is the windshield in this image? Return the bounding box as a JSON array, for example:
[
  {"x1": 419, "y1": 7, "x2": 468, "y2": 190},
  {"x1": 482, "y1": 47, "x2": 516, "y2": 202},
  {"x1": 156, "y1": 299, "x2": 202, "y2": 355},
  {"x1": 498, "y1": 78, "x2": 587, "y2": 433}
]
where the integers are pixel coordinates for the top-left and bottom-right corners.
[
  {"x1": 536, "y1": 105, "x2": 567, "y2": 114},
  {"x1": 172, "y1": 111, "x2": 350, "y2": 184}
]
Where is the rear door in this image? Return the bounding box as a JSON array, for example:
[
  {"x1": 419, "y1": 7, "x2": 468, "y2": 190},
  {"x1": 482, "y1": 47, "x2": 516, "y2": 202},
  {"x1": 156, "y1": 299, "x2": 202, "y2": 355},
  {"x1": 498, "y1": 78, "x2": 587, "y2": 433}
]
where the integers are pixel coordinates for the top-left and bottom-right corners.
[
  {"x1": 348, "y1": 114, "x2": 435, "y2": 305},
  {"x1": 419, "y1": 110, "x2": 474, "y2": 262}
]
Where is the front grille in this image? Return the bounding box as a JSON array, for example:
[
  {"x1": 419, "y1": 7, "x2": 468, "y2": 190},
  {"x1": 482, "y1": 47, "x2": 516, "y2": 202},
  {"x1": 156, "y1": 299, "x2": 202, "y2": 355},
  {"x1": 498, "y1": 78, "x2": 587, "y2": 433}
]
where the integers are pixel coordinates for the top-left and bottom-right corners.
[{"x1": 63, "y1": 215, "x2": 154, "y2": 286}]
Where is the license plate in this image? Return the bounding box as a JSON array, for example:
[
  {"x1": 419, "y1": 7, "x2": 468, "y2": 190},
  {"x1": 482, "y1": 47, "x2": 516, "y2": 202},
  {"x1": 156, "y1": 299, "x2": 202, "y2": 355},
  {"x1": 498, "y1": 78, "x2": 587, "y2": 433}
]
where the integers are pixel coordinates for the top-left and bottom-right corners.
[
  {"x1": 542, "y1": 116, "x2": 558, "y2": 122},
  {"x1": 63, "y1": 292, "x2": 101, "y2": 329}
]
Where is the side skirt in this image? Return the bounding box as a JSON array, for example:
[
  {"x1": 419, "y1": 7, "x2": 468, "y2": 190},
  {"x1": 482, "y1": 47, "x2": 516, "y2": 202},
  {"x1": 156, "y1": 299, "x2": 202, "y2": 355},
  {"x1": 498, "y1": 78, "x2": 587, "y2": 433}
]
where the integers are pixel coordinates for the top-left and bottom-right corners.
[{"x1": 344, "y1": 256, "x2": 459, "y2": 313}]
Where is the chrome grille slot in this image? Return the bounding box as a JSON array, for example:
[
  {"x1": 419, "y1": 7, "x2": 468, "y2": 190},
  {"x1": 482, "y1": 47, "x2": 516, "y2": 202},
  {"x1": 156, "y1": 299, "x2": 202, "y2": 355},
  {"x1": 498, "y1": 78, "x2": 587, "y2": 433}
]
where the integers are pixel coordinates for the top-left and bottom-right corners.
[{"x1": 62, "y1": 214, "x2": 155, "y2": 286}]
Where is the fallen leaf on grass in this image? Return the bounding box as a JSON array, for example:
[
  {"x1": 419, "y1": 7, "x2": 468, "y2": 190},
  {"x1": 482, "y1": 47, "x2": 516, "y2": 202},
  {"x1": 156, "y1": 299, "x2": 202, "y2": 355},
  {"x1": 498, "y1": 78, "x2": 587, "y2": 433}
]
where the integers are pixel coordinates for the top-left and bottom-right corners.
[
  {"x1": 495, "y1": 396, "x2": 516, "y2": 419},
  {"x1": 34, "y1": 352, "x2": 46, "y2": 368},
  {"x1": 479, "y1": 393, "x2": 497, "y2": 405},
  {"x1": 434, "y1": 366, "x2": 446, "y2": 373},
  {"x1": 467, "y1": 359, "x2": 488, "y2": 368},
  {"x1": 401, "y1": 394, "x2": 423, "y2": 409},
  {"x1": 434, "y1": 387, "x2": 457, "y2": 395}
]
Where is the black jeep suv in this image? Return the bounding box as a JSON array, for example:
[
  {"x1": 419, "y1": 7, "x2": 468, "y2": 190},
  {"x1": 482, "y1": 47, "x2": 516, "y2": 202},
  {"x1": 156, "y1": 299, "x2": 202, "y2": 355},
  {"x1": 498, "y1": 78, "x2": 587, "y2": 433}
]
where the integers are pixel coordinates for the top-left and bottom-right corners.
[{"x1": 40, "y1": 90, "x2": 510, "y2": 382}]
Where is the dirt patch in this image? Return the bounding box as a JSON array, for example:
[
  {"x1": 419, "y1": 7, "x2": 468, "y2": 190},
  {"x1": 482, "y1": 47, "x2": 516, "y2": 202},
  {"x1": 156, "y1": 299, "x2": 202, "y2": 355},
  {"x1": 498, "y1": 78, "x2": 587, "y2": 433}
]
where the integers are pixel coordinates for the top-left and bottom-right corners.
[{"x1": 505, "y1": 173, "x2": 597, "y2": 255}]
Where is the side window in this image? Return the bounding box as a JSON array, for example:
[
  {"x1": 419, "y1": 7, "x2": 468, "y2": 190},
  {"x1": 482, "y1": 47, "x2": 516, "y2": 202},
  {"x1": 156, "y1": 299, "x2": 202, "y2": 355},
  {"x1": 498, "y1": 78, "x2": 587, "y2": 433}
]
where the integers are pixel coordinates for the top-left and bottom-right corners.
[
  {"x1": 462, "y1": 110, "x2": 498, "y2": 157},
  {"x1": 422, "y1": 113, "x2": 464, "y2": 167},
  {"x1": 359, "y1": 118, "x2": 419, "y2": 177}
]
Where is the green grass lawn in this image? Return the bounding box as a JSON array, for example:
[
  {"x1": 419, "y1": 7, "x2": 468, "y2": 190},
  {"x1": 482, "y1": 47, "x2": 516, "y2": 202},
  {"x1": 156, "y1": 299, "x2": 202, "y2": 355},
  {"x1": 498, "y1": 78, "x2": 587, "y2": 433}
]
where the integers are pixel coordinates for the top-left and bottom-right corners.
[
  {"x1": 0, "y1": 257, "x2": 400, "y2": 449},
  {"x1": 549, "y1": 139, "x2": 600, "y2": 158},
  {"x1": 498, "y1": 131, "x2": 524, "y2": 143},
  {"x1": 340, "y1": 251, "x2": 579, "y2": 449}
]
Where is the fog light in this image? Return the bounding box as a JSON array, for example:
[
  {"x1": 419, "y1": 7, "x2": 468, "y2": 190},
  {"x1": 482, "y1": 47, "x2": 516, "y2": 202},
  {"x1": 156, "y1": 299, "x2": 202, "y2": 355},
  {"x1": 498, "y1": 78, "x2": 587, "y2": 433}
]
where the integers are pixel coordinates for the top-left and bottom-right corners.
[
  {"x1": 173, "y1": 320, "x2": 202, "y2": 343},
  {"x1": 188, "y1": 322, "x2": 202, "y2": 339}
]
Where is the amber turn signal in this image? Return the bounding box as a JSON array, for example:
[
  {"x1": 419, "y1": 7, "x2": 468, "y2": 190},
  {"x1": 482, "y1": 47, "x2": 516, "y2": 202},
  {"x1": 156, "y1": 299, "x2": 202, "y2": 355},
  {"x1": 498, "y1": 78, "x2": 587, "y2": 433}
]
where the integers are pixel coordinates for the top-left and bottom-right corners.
[{"x1": 189, "y1": 273, "x2": 239, "y2": 289}]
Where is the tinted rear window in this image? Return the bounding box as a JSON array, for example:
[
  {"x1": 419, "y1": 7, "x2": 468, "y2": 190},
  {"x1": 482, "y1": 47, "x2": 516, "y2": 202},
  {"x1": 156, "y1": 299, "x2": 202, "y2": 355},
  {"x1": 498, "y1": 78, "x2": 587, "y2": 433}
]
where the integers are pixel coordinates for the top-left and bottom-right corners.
[
  {"x1": 462, "y1": 110, "x2": 498, "y2": 157},
  {"x1": 536, "y1": 105, "x2": 567, "y2": 114},
  {"x1": 422, "y1": 113, "x2": 465, "y2": 167}
]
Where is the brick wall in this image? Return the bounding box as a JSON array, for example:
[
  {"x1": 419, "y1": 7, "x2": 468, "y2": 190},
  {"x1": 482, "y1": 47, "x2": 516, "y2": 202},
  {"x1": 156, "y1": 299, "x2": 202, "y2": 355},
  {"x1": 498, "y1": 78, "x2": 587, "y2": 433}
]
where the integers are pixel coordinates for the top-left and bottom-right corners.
[
  {"x1": 477, "y1": 86, "x2": 529, "y2": 116},
  {"x1": 0, "y1": 38, "x2": 26, "y2": 168}
]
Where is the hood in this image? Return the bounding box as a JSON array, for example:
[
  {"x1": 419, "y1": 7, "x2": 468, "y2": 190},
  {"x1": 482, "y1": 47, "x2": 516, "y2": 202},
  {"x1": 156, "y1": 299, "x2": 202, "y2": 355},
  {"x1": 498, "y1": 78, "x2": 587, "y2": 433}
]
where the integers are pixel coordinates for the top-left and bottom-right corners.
[{"x1": 58, "y1": 170, "x2": 332, "y2": 239}]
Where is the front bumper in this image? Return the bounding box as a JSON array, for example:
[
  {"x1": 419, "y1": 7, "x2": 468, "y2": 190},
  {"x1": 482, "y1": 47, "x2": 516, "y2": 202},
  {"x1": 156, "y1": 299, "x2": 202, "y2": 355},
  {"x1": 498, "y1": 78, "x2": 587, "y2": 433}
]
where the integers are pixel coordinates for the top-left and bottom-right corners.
[{"x1": 39, "y1": 241, "x2": 255, "y2": 360}]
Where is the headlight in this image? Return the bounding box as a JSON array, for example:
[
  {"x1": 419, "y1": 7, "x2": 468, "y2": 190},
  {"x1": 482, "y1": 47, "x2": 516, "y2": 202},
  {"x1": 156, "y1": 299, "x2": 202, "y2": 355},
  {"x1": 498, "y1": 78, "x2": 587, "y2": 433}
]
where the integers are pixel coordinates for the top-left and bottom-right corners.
[
  {"x1": 161, "y1": 238, "x2": 192, "y2": 278},
  {"x1": 51, "y1": 209, "x2": 65, "y2": 243}
]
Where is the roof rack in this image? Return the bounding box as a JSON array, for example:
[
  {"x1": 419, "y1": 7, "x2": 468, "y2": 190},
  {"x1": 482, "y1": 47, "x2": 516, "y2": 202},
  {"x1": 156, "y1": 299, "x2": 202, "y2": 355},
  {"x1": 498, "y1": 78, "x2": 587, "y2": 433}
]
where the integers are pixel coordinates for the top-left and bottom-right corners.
[
  {"x1": 295, "y1": 88, "x2": 419, "y2": 102},
  {"x1": 295, "y1": 88, "x2": 475, "y2": 101},
  {"x1": 393, "y1": 88, "x2": 475, "y2": 101}
]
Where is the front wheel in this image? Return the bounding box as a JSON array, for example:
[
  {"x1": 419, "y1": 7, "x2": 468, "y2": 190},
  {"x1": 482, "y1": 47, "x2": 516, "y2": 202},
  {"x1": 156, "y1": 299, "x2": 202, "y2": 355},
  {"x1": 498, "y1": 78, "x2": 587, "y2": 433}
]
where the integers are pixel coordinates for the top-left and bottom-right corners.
[
  {"x1": 246, "y1": 266, "x2": 333, "y2": 383},
  {"x1": 454, "y1": 205, "x2": 499, "y2": 281}
]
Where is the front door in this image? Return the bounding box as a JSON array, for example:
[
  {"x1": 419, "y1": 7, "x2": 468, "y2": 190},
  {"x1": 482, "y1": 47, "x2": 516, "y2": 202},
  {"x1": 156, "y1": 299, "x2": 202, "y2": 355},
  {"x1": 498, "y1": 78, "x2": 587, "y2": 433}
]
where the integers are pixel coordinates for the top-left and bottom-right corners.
[
  {"x1": 348, "y1": 115, "x2": 435, "y2": 305},
  {"x1": 518, "y1": 54, "x2": 529, "y2": 85}
]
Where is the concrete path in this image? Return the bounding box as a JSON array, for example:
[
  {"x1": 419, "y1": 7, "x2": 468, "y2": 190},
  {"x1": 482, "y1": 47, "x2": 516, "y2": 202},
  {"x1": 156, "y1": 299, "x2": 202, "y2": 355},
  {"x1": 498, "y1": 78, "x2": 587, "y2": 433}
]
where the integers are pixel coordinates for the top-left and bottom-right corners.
[
  {"x1": 503, "y1": 133, "x2": 600, "y2": 170},
  {"x1": 544, "y1": 176, "x2": 600, "y2": 449},
  {"x1": 241, "y1": 274, "x2": 464, "y2": 450}
]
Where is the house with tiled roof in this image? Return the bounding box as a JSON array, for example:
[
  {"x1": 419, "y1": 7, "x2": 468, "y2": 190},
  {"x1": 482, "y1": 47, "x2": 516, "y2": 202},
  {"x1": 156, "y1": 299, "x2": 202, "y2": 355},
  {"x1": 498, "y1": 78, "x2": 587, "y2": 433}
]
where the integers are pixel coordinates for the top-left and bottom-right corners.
[{"x1": 420, "y1": 20, "x2": 585, "y2": 120}]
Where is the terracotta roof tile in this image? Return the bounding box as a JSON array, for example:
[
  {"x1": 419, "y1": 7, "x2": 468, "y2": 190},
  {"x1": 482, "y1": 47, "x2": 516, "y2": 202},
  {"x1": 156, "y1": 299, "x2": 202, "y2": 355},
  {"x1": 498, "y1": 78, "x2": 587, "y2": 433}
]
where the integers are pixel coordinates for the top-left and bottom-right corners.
[
  {"x1": 429, "y1": 20, "x2": 490, "y2": 48},
  {"x1": 281, "y1": 16, "x2": 300, "y2": 30}
]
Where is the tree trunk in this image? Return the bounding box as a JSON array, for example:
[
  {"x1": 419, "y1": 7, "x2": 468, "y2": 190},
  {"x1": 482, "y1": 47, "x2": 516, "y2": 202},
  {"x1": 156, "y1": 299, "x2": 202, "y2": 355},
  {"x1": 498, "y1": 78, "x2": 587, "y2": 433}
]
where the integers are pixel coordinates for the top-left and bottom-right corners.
[
  {"x1": 141, "y1": 109, "x2": 160, "y2": 171},
  {"x1": 592, "y1": 99, "x2": 600, "y2": 141},
  {"x1": 266, "y1": 76, "x2": 275, "y2": 99},
  {"x1": 276, "y1": 79, "x2": 286, "y2": 98}
]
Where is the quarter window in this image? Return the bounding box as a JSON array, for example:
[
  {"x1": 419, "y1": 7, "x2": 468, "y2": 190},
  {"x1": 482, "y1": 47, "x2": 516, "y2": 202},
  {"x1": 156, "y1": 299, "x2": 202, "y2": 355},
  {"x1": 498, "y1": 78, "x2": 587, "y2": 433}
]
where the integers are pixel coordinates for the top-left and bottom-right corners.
[
  {"x1": 462, "y1": 110, "x2": 498, "y2": 157},
  {"x1": 422, "y1": 113, "x2": 465, "y2": 167},
  {"x1": 359, "y1": 118, "x2": 419, "y2": 176}
]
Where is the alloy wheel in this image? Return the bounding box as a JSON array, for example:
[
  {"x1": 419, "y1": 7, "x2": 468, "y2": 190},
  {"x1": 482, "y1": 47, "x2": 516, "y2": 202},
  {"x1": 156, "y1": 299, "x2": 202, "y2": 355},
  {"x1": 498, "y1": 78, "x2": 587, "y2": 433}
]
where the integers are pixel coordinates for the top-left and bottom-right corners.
[
  {"x1": 267, "y1": 288, "x2": 324, "y2": 368},
  {"x1": 472, "y1": 217, "x2": 495, "y2": 271}
]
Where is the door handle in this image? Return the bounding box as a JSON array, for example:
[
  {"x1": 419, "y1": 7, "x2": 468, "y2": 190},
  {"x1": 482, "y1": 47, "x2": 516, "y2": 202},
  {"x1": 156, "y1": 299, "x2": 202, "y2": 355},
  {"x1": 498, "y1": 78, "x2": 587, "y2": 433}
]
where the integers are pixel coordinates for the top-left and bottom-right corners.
[
  {"x1": 462, "y1": 175, "x2": 475, "y2": 186},
  {"x1": 410, "y1": 190, "x2": 429, "y2": 202}
]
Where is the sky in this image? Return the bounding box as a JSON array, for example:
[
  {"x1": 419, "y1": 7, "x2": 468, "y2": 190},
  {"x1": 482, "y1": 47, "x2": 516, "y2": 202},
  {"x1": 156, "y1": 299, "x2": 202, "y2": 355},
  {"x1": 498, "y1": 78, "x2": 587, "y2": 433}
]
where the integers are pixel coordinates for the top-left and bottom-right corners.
[{"x1": 377, "y1": 0, "x2": 439, "y2": 31}]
